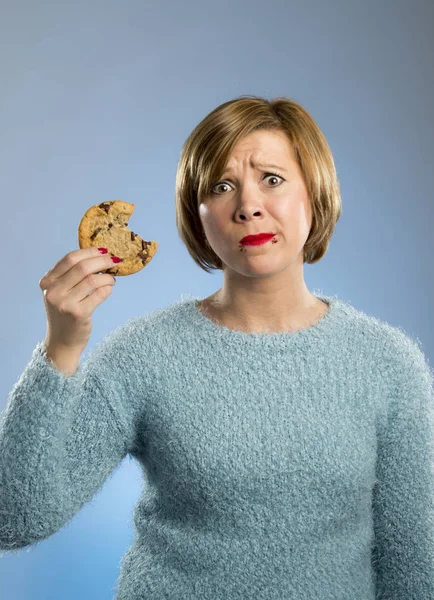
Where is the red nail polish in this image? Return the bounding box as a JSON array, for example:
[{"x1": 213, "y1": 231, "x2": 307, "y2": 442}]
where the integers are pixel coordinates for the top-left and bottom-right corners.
[{"x1": 98, "y1": 248, "x2": 108, "y2": 254}]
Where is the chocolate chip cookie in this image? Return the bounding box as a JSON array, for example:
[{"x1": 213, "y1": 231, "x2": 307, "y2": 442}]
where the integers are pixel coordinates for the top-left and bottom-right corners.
[{"x1": 78, "y1": 200, "x2": 158, "y2": 276}]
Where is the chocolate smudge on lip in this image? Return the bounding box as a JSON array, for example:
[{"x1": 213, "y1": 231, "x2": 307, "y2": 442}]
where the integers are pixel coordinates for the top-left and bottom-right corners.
[{"x1": 238, "y1": 236, "x2": 278, "y2": 252}]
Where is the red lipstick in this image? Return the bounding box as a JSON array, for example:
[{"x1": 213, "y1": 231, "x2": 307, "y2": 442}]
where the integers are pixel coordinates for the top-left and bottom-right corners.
[{"x1": 240, "y1": 233, "x2": 276, "y2": 246}]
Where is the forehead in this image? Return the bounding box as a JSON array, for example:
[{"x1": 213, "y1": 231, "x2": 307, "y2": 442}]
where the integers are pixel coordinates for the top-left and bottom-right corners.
[{"x1": 223, "y1": 130, "x2": 296, "y2": 172}]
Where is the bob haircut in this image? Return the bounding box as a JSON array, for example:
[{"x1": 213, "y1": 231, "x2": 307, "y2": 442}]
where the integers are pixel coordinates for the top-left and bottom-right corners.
[{"x1": 175, "y1": 94, "x2": 342, "y2": 274}]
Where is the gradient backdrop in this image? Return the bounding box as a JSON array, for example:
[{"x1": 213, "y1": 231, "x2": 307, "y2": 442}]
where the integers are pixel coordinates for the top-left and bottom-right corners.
[{"x1": 1, "y1": 0, "x2": 433, "y2": 598}]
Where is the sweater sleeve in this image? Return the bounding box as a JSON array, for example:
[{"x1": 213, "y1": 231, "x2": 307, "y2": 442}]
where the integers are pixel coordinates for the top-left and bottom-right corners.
[
  {"x1": 0, "y1": 333, "x2": 135, "y2": 554},
  {"x1": 372, "y1": 331, "x2": 434, "y2": 599}
]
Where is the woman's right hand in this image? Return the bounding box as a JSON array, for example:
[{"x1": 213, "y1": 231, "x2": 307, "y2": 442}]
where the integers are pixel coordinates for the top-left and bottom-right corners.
[{"x1": 39, "y1": 247, "x2": 119, "y2": 353}]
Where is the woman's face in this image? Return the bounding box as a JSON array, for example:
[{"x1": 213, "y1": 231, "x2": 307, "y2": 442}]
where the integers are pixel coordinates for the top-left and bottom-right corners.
[{"x1": 199, "y1": 129, "x2": 313, "y2": 280}]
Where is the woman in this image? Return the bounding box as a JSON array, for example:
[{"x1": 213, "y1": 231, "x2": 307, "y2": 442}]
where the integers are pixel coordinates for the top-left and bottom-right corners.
[{"x1": 1, "y1": 95, "x2": 433, "y2": 600}]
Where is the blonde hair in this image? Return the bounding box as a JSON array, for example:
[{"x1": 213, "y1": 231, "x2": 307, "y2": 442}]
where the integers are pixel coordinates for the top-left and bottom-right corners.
[{"x1": 175, "y1": 94, "x2": 342, "y2": 273}]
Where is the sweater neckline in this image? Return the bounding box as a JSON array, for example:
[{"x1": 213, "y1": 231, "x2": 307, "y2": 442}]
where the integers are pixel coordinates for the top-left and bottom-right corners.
[{"x1": 183, "y1": 293, "x2": 340, "y2": 343}]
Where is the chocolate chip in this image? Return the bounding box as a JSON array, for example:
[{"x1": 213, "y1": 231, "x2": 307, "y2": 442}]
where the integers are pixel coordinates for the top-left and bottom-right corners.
[
  {"x1": 98, "y1": 201, "x2": 114, "y2": 214},
  {"x1": 90, "y1": 227, "x2": 103, "y2": 241}
]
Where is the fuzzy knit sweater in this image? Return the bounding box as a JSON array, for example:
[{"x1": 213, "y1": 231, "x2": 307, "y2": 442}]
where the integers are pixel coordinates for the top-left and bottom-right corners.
[{"x1": 1, "y1": 293, "x2": 433, "y2": 600}]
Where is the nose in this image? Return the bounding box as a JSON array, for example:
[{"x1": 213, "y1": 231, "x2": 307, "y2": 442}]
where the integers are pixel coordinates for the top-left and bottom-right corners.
[{"x1": 237, "y1": 207, "x2": 263, "y2": 220}]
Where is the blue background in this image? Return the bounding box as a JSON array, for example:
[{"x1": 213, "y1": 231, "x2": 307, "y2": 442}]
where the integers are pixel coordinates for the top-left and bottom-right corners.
[{"x1": 1, "y1": 0, "x2": 433, "y2": 598}]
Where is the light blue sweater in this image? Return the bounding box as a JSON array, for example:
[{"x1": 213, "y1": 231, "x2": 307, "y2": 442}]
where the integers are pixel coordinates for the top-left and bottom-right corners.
[{"x1": 1, "y1": 293, "x2": 433, "y2": 599}]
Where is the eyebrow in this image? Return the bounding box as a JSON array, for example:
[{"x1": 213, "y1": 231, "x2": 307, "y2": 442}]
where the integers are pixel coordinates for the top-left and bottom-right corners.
[{"x1": 224, "y1": 161, "x2": 288, "y2": 173}]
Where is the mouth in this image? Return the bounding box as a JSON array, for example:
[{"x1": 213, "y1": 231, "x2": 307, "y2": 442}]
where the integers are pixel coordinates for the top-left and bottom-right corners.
[{"x1": 240, "y1": 233, "x2": 276, "y2": 246}]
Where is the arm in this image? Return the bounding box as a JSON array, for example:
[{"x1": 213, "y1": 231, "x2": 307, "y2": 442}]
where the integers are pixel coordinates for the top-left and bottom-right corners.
[
  {"x1": 0, "y1": 331, "x2": 135, "y2": 554},
  {"x1": 371, "y1": 332, "x2": 434, "y2": 598},
  {"x1": 43, "y1": 343, "x2": 83, "y2": 377}
]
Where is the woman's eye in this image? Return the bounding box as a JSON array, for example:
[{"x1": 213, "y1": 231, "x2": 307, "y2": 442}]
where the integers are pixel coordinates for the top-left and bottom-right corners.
[{"x1": 210, "y1": 173, "x2": 284, "y2": 195}]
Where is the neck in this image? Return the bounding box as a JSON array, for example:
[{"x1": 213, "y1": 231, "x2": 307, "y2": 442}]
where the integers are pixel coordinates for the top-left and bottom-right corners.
[{"x1": 204, "y1": 286, "x2": 325, "y2": 334}]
